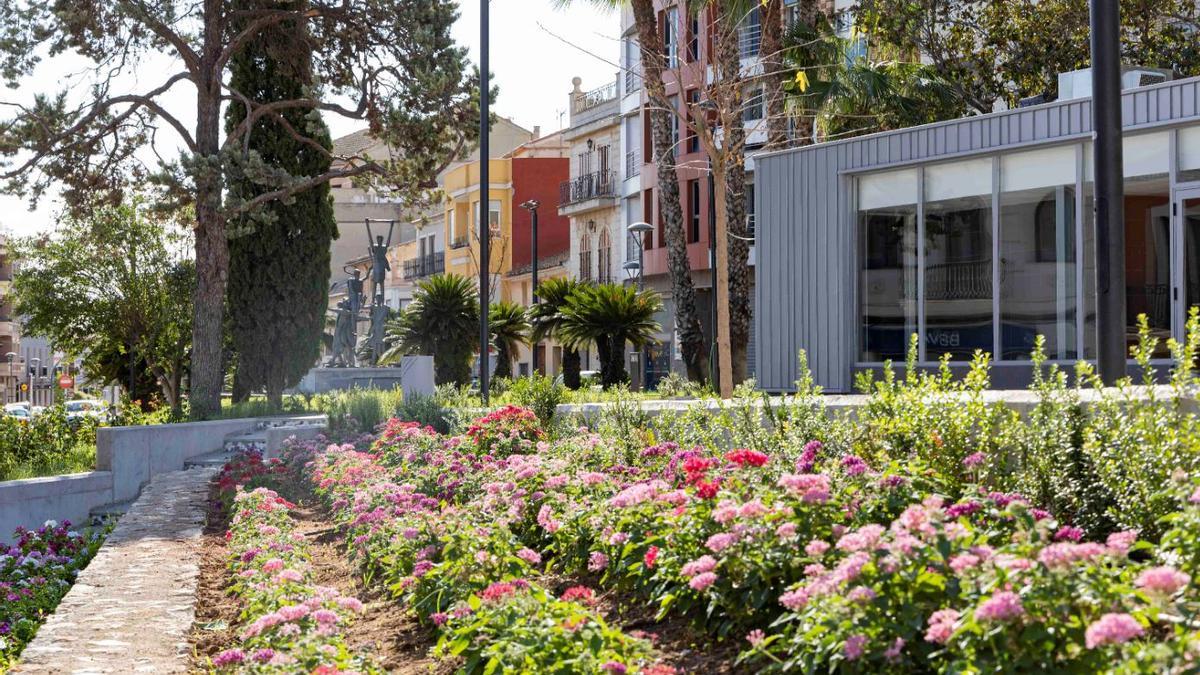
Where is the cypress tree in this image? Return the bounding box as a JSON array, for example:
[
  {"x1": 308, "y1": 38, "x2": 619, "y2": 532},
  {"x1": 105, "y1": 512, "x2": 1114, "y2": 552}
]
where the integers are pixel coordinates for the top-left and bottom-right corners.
[{"x1": 224, "y1": 0, "x2": 336, "y2": 408}]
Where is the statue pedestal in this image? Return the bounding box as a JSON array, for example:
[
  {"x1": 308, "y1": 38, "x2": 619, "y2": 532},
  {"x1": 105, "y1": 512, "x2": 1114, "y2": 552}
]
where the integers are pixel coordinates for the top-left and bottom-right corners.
[{"x1": 296, "y1": 356, "x2": 435, "y2": 398}]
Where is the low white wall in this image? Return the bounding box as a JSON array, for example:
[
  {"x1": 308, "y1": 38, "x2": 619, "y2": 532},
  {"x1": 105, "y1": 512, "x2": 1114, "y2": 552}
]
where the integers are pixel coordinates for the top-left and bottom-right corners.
[
  {"x1": 0, "y1": 471, "x2": 114, "y2": 545},
  {"x1": 96, "y1": 418, "x2": 259, "y2": 502}
]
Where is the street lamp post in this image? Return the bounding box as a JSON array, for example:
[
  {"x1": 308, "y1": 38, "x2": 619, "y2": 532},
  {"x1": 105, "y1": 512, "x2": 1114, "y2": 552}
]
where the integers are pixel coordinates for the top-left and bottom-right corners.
[
  {"x1": 5, "y1": 352, "x2": 14, "y2": 404},
  {"x1": 1090, "y1": 0, "x2": 1127, "y2": 384},
  {"x1": 627, "y1": 222, "x2": 654, "y2": 391},
  {"x1": 520, "y1": 200, "x2": 541, "y2": 303},
  {"x1": 478, "y1": 0, "x2": 491, "y2": 405},
  {"x1": 29, "y1": 357, "x2": 39, "y2": 406}
]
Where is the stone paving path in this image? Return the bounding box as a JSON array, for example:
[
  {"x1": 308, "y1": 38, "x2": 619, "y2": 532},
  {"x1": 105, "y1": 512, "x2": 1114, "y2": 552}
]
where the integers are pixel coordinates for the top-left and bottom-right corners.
[{"x1": 14, "y1": 466, "x2": 217, "y2": 674}]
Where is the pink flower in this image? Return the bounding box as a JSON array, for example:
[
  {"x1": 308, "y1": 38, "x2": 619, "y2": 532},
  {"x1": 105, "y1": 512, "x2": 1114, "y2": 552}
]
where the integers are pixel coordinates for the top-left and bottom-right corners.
[
  {"x1": 336, "y1": 596, "x2": 364, "y2": 613},
  {"x1": 776, "y1": 522, "x2": 798, "y2": 540},
  {"x1": 276, "y1": 569, "x2": 303, "y2": 583},
  {"x1": 975, "y1": 591, "x2": 1024, "y2": 622},
  {"x1": 1054, "y1": 526, "x2": 1084, "y2": 542},
  {"x1": 681, "y1": 555, "x2": 717, "y2": 578},
  {"x1": 706, "y1": 532, "x2": 739, "y2": 553},
  {"x1": 588, "y1": 552, "x2": 609, "y2": 572},
  {"x1": 836, "y1": 524, "x2": 884, "y2": 552},
  {"x1": 746, "y1": 629, "x2": 766, "y2": 647},
  {"x1": 805, "y1": 539, "x2": 830, "y2": 556},
  {"x1": 213, "y1": 649, "x2": 245, "y2": 667},
  {"x1": 847, "y1": 586, "x2": 877, "y2": 604},
  {"x1": 600, "y1": 663, "x2": 627, "y2": 674},
  {"x1": 312, "y1": 609, "x2": 338, "y2": 625},
  {"x1": 779, "y1": 586, "x2": 809, "y2": 610},
  {"x1": 1136, "y1": 566, "x2": 1190, "y2": 596},
  {"x1": 1085, "y1": 613, "x2": 1144, "y2": 648},
  {"x1": 949, "y1": 553, "x2": 981, "y2": 574},
  {"x1": 1189, "y1": 486, "x2": 1200, "y2": 503},
  {"x1": 262, "y1": 558, "x2": 284, "y2": 573},
  {"x1": 925, "y1": 609, "x2": 960, "y2": 644},
  {"x1": 843, "y1": 634, "x2": 867, "y2": 661},
  {"x1": 689, "y1": 572, "x2": 718, "y2": 591},
  {"x1": 644, "y1": 545, "x2": 659, "y2": 569},
  {"x1": 778, "y1": 473, "x2": 832, "y2": 503},
  {"x1": 1106, "y1": 530, "x2": 1139, "y2": 555},
  {"x1": 962, "y1": 452, "x2": 986, "y2": 469},
  {"x1": 884, "y1": 637, "x2": 905, "y2": 661},
  {"x1": 726, "y1": 448, "x2": 770, "y2": 468},
  {"x1": 516, "y1": 548, "x2": 542, "y2": 565}
]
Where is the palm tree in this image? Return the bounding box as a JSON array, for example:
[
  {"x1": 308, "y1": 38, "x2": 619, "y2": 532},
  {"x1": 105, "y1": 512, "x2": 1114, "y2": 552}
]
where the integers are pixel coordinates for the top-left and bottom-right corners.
[
  {"x1": 529, "y1": 277, "x2": 586, "y2": 389},
  {"x1": 784, "y1": 20, "x2": 964, "y2": 141},
  {"x1": 558, "y1": 283, "x2": 663, "y2": 389},
  {"x1": 380, "y1": 273, "x2": 479, "y2": 386},
  {"x1": 489, "y1": 300, "x2": 530, "y2": 380}
]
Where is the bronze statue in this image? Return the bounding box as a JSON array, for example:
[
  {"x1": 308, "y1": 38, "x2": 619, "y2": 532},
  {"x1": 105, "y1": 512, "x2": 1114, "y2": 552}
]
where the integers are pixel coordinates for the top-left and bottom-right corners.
[
  {"x1": 345, "y1": 267, "x2": 366, "y2": 317},
  {"x1": 327, "y1": 299, "x2": 357, "y2": 368},
  {"x1": 366, "y1": 220, "x2": 395, "y2": 307}
]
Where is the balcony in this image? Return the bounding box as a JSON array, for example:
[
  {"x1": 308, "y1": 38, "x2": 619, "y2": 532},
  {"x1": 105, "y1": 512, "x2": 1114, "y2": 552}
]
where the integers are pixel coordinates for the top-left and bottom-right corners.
[
  {"x1": 558, "y1": 171, "x2": 619, "y2": 216},
  {"x1": 402, "y1": 251, "x2": 445, "y2": 280},
  {"x1": 570, "y1": 77, "x2": 621, "y2": 127},
  {"x1": 573, "y1": 80, "x2": 619, "y2": 115},
  {"x1": 625, "y1": 150, "x2": 640, "y2": 180},
  {"x1": 624, "y1": 70, "x2": 641, "y2": 96}
]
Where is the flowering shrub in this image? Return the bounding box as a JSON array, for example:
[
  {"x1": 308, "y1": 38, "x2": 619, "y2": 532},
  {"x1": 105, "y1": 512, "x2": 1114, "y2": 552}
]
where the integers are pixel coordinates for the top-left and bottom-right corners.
[
  {"x1": 464, "y1": 405, "x2": 542, "y2": 457},
  {"x1": 213, "y1": 486, "x2": 374, "y2": 673},
  {"x1": 0, "y1": 520, "x2": 106, "y2": 668},
  {"x1": 214, "y1": 451, "x2": 289, "y2": 508}
]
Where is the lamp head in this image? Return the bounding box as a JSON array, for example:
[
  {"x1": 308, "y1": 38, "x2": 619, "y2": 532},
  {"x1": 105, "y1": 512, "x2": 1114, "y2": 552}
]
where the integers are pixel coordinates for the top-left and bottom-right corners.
[
  {"x1": 520, "y1": 199, "x2": 541, "y2": 211},
  {"x1": 627, "y1": 222, "x2": 653, "y2": 235}
]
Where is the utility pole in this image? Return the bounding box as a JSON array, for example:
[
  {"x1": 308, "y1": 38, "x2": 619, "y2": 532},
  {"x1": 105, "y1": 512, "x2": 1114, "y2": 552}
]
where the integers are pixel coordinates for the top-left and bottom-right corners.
[
  {"x1": 1090, "y1": 0, "x2": 1127, "y2": 384},
  {"x1": 478, "y1": 0, "x2": 491, "y2": 404}
]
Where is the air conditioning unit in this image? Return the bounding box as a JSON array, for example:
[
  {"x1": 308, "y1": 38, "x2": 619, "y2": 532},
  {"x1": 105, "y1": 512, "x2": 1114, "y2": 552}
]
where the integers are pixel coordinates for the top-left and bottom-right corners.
[{"x1": 1058, "y1": 66, "x2": 1174, "y2": 100}]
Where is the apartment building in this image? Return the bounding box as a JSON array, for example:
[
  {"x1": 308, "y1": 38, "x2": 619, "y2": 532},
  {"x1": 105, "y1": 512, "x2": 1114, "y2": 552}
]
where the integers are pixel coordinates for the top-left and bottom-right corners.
[{"x1": 0, "y1": 231, "x2": 19, "y2": 403}]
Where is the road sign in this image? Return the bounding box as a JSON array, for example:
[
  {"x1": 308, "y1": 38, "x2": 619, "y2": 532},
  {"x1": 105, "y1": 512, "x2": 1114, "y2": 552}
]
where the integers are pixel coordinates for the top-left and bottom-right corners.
[
  {"x1": 58, "y1": 375, "x2": 74, "y2": 390},
  {"x1": 20, "y1": 383, "x2": 27, "y2": 392}
]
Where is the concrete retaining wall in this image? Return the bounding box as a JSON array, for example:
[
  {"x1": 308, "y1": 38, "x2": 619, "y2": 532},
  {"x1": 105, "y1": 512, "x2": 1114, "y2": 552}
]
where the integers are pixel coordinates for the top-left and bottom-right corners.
[
  {"x1": 96, "y1": 418, "x2": 259, "y2": 503},
  {"x1": 0, "y1": 471, "x2": 114, "y2": 545}
]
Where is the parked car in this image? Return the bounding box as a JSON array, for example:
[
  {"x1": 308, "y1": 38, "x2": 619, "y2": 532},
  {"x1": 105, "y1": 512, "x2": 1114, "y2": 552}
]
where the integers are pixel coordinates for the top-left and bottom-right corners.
[
  {"x1": 3, "y1": 403, "x2": 31, "y2": 421},
  {"x1": 64, "y1": 399, "x2": 107, "y2": 423}
]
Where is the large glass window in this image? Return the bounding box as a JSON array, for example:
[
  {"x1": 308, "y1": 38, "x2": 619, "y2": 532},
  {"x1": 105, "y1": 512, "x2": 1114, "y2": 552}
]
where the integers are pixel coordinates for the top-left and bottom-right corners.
[
  {"x1": 924, "y1": 158, "x2": 994, "y2": 360},
  {"x1": 999, "y1": 147, "x2": 1078, "y2": 360},
  {"x1": 1086, "y1": 133, "x2": 1172, "y2": 357},
  {"x1": 858, "y1": 169, "x2": 918, "y2": 361},
  {"x1": 1182, "y1": 126, "x2": 1200, "y2": 184}
]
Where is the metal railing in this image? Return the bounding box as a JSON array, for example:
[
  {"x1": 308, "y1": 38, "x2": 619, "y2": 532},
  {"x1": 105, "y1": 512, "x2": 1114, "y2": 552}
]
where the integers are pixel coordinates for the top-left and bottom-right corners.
[
  {"x1": 739, "y1": 25, "x2": 762, "y2": 58},
  {"x1": 925, "y1": 260, "x2": 992, "y2": 301},
  {"x1": 624, "y1": 69, "x2": 641, "y2": 95},
  {"x1": 573, "y1": 78, "x2": 619, "y2": 115},
  {"x1": 402, "y1": 251, "x2": 445, "y2": 280},
  {"x1": 625, "y1": 150, "x2": 640, "y2": 179},
  {"x1": 559, "y1": 170, "x2": 619, "y2": 206}
]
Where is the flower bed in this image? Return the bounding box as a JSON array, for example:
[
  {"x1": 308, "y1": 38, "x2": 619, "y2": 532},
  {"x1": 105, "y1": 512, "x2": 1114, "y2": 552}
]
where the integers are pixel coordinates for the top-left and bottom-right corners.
[
  {"x1": 210, "y1": 485, "x2": 375, "y2": 673},
  {"x1": 283, "y1": 406, "x2": 1200, "y2": 673},
  {"x1": 0, "y1": 520, "x2": 107, "y2": 669}
]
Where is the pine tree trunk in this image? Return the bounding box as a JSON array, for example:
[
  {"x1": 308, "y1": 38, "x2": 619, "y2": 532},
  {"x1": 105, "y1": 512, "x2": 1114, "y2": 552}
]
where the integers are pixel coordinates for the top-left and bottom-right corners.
[
  {"x1": 562, "y1": 348, "x2": 582, "y2": 389},
  {"x1": 231, "y1": 365, "x2": 252, "y2": 404},
  {"x1": 189, "y1": 2, "x2": 229, "y2": 420},
  {"x1": 266, "y1": 368, "x2": 284, "y2": 412},
  {"x1": 631, "y1": 0, "x2": 707, "y2": 384},
  {"x1": 717, "y1": 7, "x2": 753, "y2": 388},
  {"x1": 761, "y1": 0, "x2": 788, "y2": 149}
]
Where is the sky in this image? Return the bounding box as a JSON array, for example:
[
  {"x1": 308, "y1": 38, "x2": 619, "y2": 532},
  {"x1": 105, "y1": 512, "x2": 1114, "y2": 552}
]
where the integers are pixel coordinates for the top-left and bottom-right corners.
[{"x1": 0, "y1": 1, "x2": 620, "y2": 238}]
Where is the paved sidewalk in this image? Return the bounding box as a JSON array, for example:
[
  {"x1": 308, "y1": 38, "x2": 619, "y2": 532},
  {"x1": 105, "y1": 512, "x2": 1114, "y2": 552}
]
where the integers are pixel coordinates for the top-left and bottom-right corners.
[{"x1": 14, "y1": 466, "x2": 217, "y2": 674}]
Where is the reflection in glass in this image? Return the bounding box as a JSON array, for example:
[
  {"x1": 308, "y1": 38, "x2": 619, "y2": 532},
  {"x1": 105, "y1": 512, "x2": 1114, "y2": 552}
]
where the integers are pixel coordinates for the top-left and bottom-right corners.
[
  {"x1": 1185, "y1": 198, "x2": 1200, "y2": 327},
  {"x1": 858, "y1": 169, "x2": 919, "y2": 361},
  {"x1": 924, "y1": 160, "x2": 994, "y2": 360},
  {"x1": 1123, "y1": 175, "x2": 1172, "y2": 357},
  {"x1": 999, "y1": 148, "x2": 1078, "y2": 360},
  {"x1": 1182, "y1": 126, "x2": 1200, "y2": 184}
]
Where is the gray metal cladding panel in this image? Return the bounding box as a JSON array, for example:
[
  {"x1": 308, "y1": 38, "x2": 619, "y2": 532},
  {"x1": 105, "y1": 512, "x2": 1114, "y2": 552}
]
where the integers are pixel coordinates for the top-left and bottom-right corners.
[{"x1": 754, "y1": 77, "x2": 1200, "y2": 392}]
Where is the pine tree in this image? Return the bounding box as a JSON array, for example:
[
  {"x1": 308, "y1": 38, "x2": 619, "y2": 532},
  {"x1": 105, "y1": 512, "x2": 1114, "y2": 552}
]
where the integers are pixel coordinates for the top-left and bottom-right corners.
[{"x1": 224, "y1": 0, "x2": 337, "y2": 409}]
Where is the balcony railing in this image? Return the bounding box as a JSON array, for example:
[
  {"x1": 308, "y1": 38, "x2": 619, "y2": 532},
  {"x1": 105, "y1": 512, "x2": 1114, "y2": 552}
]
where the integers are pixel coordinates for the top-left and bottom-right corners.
[
  {"x1": 560, "y1": 171, "x2": 619, "y2": 206},
  {"x1": 739, "y1": 25, "x2": 762, "y2": 58},
  {"x1": 925, "y1": 260, "x2": 992, "y2": 301},
  {"x1": 402, "y1": 251, "x2": 445, "y2": 280},
  {"x1": 624, "y1": 69, "x2": 641, "y2": 95},
  {"x1": 573, "y1": 78, "x2": 619, "y2": 115},
  {"x1": 625, "y1": 150, "x2": 640, "y2": 179}
]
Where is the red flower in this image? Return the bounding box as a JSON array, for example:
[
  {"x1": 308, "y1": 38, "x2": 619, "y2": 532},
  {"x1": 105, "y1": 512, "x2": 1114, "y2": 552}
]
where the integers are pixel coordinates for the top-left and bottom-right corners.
[
  {"x1": 696, "y1": 479, "x2": 721, "y2": 499},
  {"x1": 644, "y1": 545, "x2": 659, "y2": 569},
  {"x1": 726, "y1": 448, "x2": 769, "y2": 468},
  {"x1": 560, "y1": 585, "x2": 597, "y2": 605}
]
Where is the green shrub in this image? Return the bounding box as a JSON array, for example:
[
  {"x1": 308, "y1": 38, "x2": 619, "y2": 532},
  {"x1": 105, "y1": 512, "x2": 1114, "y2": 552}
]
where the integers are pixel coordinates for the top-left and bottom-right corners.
[
  {"x1": 394, "y1": 393, "x2": 451, "y2": 434},
  {"x1": 324, "y1": 387, "x2": 405, "y2": 433},
  {"x1": 508, "y1": 374, "x2": 565, "y2": 427}
]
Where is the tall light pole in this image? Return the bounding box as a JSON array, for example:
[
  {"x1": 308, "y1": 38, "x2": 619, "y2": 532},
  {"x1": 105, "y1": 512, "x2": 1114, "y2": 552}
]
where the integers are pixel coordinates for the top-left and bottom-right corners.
[
  {"x1": 5, "y1": 352, "x2": 13, "y2": 404},
  {"x1": 478, "y1": 0, "x2": 491, "y2": 404},
  {"x1": 627, "y1": 222, "x2": 654, "y2": 390},
  {"x1": 29, "y1": 356, "x2": 39, "y2": 406},
  {"x1": 1090, "y1": 0, "x2": 1126, "y2": 383},
  {"x1": 520, "y1": 200, "x2": 541, "y2": 303}
]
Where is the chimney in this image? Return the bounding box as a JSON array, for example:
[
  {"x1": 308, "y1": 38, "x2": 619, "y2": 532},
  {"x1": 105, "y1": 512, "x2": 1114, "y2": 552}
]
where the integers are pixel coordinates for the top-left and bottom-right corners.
[{"x1": 532, "y1": 125, "x2": 541, "y2": 139}]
